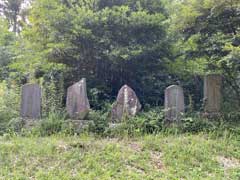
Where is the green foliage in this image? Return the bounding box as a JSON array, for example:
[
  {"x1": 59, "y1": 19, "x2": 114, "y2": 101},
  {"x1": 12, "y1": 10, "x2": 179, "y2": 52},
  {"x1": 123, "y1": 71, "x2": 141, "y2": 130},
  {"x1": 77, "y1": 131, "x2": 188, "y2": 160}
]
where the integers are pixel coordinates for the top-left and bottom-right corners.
[
  {"x1": 0, "y1": 0, "x2": 29, "y2": 33},
  {"x1": 105, "y1": 108, "x2": 165, "y2": 137},
  {"x1": 0, "y1": 2, "x2": 239, "y2": 179},
  {"x1": 0, "y1": 0, "x2": 239, "y2": 140},
  {"x1": 130, "y1": 108, "x2": 165, "y2": 134},
  {"x1": 19, "y1": 0, "x2": 171, "y2": 106},
  {"x1": 0, "y1": 18, "x2": 16, "y2": 80},
  {"x1": 222, "y1": 111, "x2": 240, "y2": 123},
  {"x1": 0, "y1": 81, "x2": 20, "y2": 134},
  {"x1": 41, "y1": 70, "x2": 65, "y2": 117},
  {"x1": 181, "y1": 116, "x2": 217, "y2": 133},
  {"x1": 167, "y1": 0, "x2": 240, "y2": 108},
  {"x1": 7, "y1": 117, "x2": 24, "y2": 133},
  {"x1": 35, "y1": 112, "x2": 67, "y2": 136},
  {"x1": 88, "y1": 110, "x2": 109, "y2": 134}
]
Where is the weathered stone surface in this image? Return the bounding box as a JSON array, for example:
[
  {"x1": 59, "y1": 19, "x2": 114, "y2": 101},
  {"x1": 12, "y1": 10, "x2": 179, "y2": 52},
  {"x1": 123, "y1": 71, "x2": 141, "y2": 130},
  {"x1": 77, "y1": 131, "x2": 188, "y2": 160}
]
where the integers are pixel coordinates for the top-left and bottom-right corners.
[
  {"x1": 111, "y1": 85, "x2": 141, "y2": 122},
  {"x1": 204, "y1": 74, "x2": 222, "y2": 114},
  {"x1": 21, "y1": 84, "x2": 41, "y2": 119},
  {"x1": 66, "y1": 78, "x2": 90, "y2": 119},
  {"x1": 164, "y1": 85, "x2": 185, "y2": 122}
]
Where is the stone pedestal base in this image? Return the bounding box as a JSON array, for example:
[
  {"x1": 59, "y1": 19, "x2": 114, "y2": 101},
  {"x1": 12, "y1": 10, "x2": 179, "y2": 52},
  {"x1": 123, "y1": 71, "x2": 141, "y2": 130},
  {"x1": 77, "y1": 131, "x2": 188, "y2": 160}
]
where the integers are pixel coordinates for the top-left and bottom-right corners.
[
  {"x1": 22, "y1": 119, "x2": 94, "y2": 134},
  {"x1": 109, "y1": 123, "x2": 122, "y2": 129},
  {"x1": 66, "y1": 120, "x2": 94, "y2": 132},
  {"x1": 23, "y1": 119, "x2": 39, "y2": 128},
  {"x1": 202, "y1": 112, "x2": 222, "y2": 119}
]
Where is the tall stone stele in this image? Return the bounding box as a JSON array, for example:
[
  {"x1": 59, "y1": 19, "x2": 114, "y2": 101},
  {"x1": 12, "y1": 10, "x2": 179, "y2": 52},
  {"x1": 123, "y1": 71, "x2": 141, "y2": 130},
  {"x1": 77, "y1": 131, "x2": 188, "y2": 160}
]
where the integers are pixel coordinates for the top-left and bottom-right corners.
[
  {"x1": 21, "y1": 83, "x2": 41, "y2": 119},
  {"x1": 204, "y1": 74, "x2": 222, "y2": 115},
  {"x1": 164, "y1": 85, "x2": 185, "y2": 122},
  {"x1": 66, "y1": 78, "x2": 90, "y2": 119},
  {"x1": 111, "y1": 85, "x2": 141, "y2": 123}
]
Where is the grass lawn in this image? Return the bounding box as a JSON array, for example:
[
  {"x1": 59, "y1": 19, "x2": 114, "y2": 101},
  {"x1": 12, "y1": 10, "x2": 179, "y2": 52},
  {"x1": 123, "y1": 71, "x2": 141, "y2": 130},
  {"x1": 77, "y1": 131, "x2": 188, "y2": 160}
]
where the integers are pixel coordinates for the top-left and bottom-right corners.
[{"x1": 0, "y1": 132, "x2": 240, "y2": 180}]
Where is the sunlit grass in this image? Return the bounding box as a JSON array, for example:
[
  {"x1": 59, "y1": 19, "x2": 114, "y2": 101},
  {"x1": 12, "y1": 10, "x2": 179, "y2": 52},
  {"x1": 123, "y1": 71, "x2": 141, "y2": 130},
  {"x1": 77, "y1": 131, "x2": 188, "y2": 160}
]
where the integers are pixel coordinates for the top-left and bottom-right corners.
[{"x1": 0, "y1": 132, "x2": 240, "y2": 179}]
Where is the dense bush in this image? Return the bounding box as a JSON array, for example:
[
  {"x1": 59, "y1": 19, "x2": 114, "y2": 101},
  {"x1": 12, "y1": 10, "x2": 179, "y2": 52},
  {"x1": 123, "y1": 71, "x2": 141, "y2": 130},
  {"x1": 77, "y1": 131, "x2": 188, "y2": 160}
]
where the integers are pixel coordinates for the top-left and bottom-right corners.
[
  {"x1": 223, "y1": 111, "x2": 240, "y2": 123},
  {"x1": 41, "y1": 72, "x2": 65, "y2": 117},
  {"x1": 37, "y1": 112, "x2": 65, "y2": 136},
  {"x1": 0, "y1": 81, "x2": 20, "y2": 134},
  {"x1": 1, "y1": 107, "x2": 240, "y2": 137},
  {"x1": 104, "y1": 108, "x2": 165, "y2": 137},
  {"x1": 180, "y1": 116, "x2": 217, "y2": 133},
  {"x1": 7, "y1": 117, "x2": 25, "y2": 133},
  {"x1": 87, "y1": 110, "x2": 109, "y2": 135}
]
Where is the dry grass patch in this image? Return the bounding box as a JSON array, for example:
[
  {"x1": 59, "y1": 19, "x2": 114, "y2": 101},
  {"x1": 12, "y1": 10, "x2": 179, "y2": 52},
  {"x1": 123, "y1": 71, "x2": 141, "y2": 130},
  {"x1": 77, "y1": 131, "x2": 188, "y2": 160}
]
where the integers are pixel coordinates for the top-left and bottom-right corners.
[
  {"x1": 217, "y1": 156, "x2": 240, "y2": 170},
  {"x1": 151, "y1": 151, "x2": 165, "y2": 171}
]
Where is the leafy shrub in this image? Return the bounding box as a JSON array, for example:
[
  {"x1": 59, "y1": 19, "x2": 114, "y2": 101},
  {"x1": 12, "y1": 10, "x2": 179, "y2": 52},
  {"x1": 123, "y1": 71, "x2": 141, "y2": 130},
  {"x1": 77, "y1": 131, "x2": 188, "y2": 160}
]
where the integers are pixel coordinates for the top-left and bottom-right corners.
[
  {"x1": 180, "y1": 116, "x2": 217, "y2": 133},
  {"x1": 7, "y1": 117, "x2": 24, "y2": 133},
  {"x1": 0, "y1": 81, "x2": 20, "y2": 134},
  {"x1": 104, "y1": 107, "x2": 165, "y2": 137},
  {"x1": 222, "y1": 111, "x2": 240, "y2": 122},
  {"x1": 131, "y1": 108, "x2": 165, "y2": 134},
  {"x1": 41, "y1": 75, "x2": 65, "y2": 117},
  {"x1": 36, "y1": 111, "x2": 67, "y2": 136},
  {"x1": 88, "y1": 88, "x2": 112, "y2": 110},
  {"x1": 104, "y1": 123, "x2": 136, "y2": 137},
  {"x1": 179, "y1": 110, "x2": 240, "y2": 135},
  {"x1": 87, "y1": 110, "x2": 109, "y2": 134}
]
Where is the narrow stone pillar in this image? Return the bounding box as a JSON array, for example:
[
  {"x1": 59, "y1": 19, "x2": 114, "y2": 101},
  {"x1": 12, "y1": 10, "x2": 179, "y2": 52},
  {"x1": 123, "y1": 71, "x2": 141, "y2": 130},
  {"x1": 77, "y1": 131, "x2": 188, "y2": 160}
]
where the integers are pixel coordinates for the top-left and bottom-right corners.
[
  {"x1": 204, "y1": 74, "x2": 222, "y2": 115},
  {"x1": 164, "y1": 85, "x2": 185, "y2": 122},
  {"x1": 21, "y1": 83, "x2": 41, "y2": 119}
]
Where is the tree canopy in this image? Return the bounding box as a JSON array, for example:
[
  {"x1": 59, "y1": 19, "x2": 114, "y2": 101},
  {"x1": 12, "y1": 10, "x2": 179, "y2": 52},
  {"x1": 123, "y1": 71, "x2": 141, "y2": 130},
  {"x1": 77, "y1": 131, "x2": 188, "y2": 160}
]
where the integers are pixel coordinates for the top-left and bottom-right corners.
[{"x1": 0, "y1": 0, "x2": 239, "y2": 109}]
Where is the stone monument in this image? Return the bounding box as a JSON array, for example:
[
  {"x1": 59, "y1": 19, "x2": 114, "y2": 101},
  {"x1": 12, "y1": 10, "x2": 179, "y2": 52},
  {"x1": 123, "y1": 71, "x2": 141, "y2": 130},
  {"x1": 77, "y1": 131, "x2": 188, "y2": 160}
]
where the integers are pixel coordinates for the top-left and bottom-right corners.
[
  {"x1": 164, "y1": 85, "x2": 185, "y2": 122},
  {"x1": 203, "y1": 74, "x2": 222, "y2": 115},
  {"x1": 21, "y1": 83, "x2": 41, "y2": 119},
  {"x1": 111, "y1": 85, "x2": 141, "y2": 122},
  {"x1": 66, "y1": 78, "x2": 90, "y2": 119}
]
